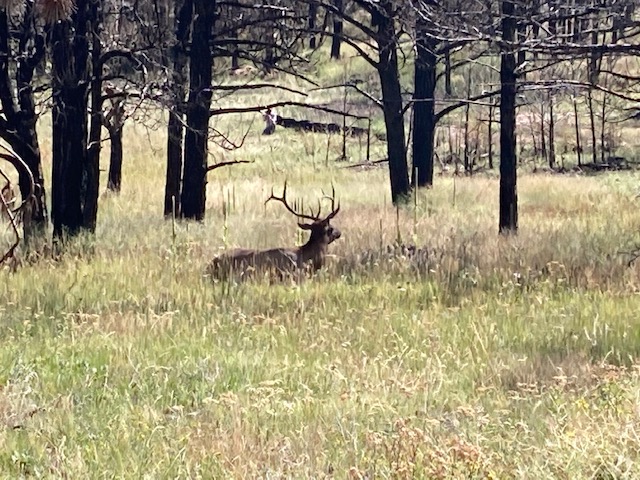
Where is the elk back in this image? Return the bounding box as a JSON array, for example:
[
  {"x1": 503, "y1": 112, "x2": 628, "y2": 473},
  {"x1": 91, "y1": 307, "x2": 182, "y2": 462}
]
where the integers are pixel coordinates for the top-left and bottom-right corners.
[{"x1": 207, "y1": 247, "x2": 299, "y2": 282}]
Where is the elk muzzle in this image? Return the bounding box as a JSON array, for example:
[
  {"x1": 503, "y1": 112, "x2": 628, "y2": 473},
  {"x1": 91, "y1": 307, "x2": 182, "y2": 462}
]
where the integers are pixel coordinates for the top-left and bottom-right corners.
[{"x1": 328, "y1": 226, "x2": 341, "y2": 243}]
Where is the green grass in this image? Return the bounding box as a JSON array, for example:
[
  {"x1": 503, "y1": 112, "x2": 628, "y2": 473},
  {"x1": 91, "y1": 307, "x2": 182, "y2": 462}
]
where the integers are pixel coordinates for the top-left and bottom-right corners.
[{"x1": 3, "y1": 45, "x2": 640, "y2": 478}]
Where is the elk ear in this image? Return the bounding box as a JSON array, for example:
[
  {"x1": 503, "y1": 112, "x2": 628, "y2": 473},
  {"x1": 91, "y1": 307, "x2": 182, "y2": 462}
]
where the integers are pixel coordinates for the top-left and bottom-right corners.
[{"x1": 298, "y1": 222, "x2": 313, "y2": 230}]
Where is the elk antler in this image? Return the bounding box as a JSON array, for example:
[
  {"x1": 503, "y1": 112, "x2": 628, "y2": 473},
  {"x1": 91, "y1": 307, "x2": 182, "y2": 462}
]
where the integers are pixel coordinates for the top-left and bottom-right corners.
[
  {"x1": 321, "y1": 183, "x2": 340, "y2": 221},
  {"x1": 265, "y1": 181, "x2": 322, "y2": 222},
  {"x1": 266, "y1": 181, "x2": 340, "y2": 223}
]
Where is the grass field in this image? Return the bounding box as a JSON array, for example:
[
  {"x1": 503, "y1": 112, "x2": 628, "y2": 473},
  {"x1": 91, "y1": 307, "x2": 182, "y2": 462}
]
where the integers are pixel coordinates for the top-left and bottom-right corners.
[{"x1": 3, "y1": 49, "x2": 640, "y2": 477}]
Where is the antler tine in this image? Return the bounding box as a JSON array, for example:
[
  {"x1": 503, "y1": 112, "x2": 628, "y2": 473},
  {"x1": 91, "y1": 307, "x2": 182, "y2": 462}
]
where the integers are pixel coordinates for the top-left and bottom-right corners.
[
  {"x1": 321, "y1": 183, "x2": 340, "y2": 221},
  {"x1": 309, "y1": 199, "x2": 322, "y2": 220},
  {"x1": 265, "y1": 180, "x2": 319, "y2": 222}
]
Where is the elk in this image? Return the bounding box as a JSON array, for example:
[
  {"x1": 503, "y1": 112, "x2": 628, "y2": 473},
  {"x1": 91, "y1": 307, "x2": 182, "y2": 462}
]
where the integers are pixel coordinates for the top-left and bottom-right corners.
[{"x1": 208, "y1": 182, "x2": 341, "y2": 282}]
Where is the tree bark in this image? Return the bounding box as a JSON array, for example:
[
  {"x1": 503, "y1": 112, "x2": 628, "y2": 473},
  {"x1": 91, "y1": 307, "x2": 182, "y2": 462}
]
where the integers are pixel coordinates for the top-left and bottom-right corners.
[
  {"x1": 573, "y1": 94, "x2": 582, "y2": 167},
  {"x1": 0, "y1": 6, "x2": 47, "y2": 241},
  {"x1": 84, "y1": 0, "x2": 103, "y2": 232},
  {"x1": 548, "y1": 91, "x2": 556, "y2": 169},
  {"x1": 499, "y1": 0, "x2": 518, "y2": 234},
  {"x1": 107, "y1": 126, "x2": 124, "y2": 192},
  {"x1": 444, "y1": 43, "x2": 452, "y2": 97},
  {"x1": 330, "y1": 0, "x2": 343, "y2": 59},
  {"x1": 180, "y1": 0, "x2": 216, "y2": 221},
  {"x1": 376, "y1": 2, "x2": 410, "y2": 203},
  {"x1": 411, "y1": 20, "x2": 437, "y2": 187},
  {"x1": 164, "y1": 0, "x2": 192, "y2": 218},
  {"x1": 50, "y1": 4, "x2": 91, "y2": 239},
  {"x1": 488, "y1": 97, "x2": 494, "y2": 169},
  {"x1": 308, "y1": 1, "x2": 318, "y2": 49}
]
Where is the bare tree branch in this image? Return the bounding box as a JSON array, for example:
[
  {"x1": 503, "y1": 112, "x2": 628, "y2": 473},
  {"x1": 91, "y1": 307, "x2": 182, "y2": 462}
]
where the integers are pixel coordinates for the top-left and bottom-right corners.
[{"x1": 206, "y1": 160, "x2": 253, "y2": 172}]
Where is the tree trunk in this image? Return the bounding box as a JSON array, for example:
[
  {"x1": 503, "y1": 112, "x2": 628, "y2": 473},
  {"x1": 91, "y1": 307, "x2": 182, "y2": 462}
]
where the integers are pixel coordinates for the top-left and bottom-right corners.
[
  {"x1": 330, "y1": 0, "x2": 343, "y2": 59},
  {"x1": 548, "y1": 92, "x2": 556, "y2": 169},
  {"x1": 539, "y1": 101, "x2": 546, "y2": 163},
  {"x1": 463, "y1": 69, "x2": 472, "y2": 174},
  {"x1": 444, "y1": 43, "x2": 452, "y2": 97},
  {"x1": 50, "y1": 8, "x2": 91, "y2": 239},
  {"x1": 376, "y1": 2, "x2": 410, "y2": 203},
  {"x1": 587, "y1": 88, "x2": 597, "y2": 164},
  {"x1": 0, "y1": 6, "x2": 47, "y2": 241},
  {"x1": 411, "y1": 21, "x2": 437, "y2": 187},
  {"x1": 107, "y1": 126, "x2": 124, "y2": 192},
  {"x1": 499, "y1": 0, "x2": 518, "y2": 234},
  {"x1": 231, "y1": 27, "x2": 239, "y2": 70},
  {"x1": 308, "y1": 1, "x2": 317, "y2": 49},
  {"x1": 84, "y1": 0, "x2": 103, "y2": 232},
  {"x1": 488, "y1": 97, "x2": 494, "y2": 169},
  {"x1": 180, "y1": 0, "x2": 215, "y2": 221},
  {"x1": 573, "y1": 94, "x2": 582, "y2": 167},
  {"x1": 588, "y1": 27, "x2": 601, "y2": 165},
  {"x1": 164, "y1": 0, "x2": 192, "y2": 218}
]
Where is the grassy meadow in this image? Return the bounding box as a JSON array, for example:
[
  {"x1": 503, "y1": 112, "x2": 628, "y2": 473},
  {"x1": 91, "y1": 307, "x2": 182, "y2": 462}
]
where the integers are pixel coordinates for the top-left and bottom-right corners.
[{"x1": 3, "y1": 50, "x2": 640, "y2": 478}]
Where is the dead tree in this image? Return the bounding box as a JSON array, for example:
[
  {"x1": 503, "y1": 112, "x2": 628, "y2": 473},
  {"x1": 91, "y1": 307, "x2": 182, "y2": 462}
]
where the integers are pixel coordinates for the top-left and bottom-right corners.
[{"x1": 0, "y1": 2, "x2": 47, "y2": 241}]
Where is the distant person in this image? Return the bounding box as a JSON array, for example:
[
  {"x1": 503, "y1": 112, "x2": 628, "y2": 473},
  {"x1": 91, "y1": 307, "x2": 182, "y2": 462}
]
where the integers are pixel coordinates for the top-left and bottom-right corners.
[{"x1": 262, "y1": 108, "x2": 278, "y2": 135}]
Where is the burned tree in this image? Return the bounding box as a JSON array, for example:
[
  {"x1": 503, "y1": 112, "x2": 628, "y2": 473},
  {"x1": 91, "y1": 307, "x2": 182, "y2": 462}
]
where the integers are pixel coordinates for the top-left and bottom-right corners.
[
  {"x1": 49, "y1": 0, "x2": 95, "y2": 238},
  {"x1": 180, "y1": 0, "x2": 216, "y2": 221},
  {"x1": 0, "y1": 2, "x2": 47, "y2": 241},
  {"x1": 162, "y1": 0, "x2": 310, "y2": 221},
  {"x1": 498, "y1": 0, "x2": 517, "y2": 233},
  {"x1": 164, "y1": 0, "x2": 193, "y2": 218},
  {"x1": 330, "y1": 0, "x2": 343, "y2": 59},
  {"x1": 319, "y1": 0, "x2": 411, "y2": 203}
]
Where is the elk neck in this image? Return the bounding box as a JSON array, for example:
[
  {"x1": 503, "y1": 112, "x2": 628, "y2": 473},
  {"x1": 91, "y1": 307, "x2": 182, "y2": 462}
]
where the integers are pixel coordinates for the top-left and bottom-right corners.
[{"x1": 297, "y1": 230, "x2": 327, "y2": 269}]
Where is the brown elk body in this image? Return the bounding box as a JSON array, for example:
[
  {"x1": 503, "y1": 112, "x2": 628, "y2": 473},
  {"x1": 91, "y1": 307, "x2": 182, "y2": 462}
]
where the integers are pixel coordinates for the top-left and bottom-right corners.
[{"x1": 208, "y1": 183, "x2": 341, "y2": 282}]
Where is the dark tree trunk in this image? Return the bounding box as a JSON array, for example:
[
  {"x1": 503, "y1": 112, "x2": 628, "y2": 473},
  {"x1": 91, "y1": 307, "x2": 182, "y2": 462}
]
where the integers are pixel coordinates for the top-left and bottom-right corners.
[
  {"x1": 548, "y1": 92, "x2": 556, "y2": 169},
  {"x1": 411, "y1": 22, "x2": 437, "y2": 187},
  {"x1": 376, "y1": 2, "x2": 410, "y2": 203},
  {"x1": 16, "y1": 4, "x2": 46, "y2": 239},
  {"x1": 444, "y1": 43, "x2": 452, "y2": 97},
  {"x1": 264, "y1": 26, "x2": 275, "y2": 72},
  {"x1": 588, "y1": 28, "x2": 601, "y2": 165},
  {"x1": 539, "y1": 102, "x2": 546, "y2": 162},
  {"x1": 50, "y1": 6, "x2": 92, "y2": 239},
  {"x1": 84, "y1": 0, "x2": 103, "y2": 232},
  {"x1": 0, "y1": 6, "x2": 47, "y2": 241},
  {"x1": 573, "y1": 94, "x2": 582, "y2": 167},
  {"x1": 164, "y1": 0, "x2": 192, "y2": 218},
  {"x1": 106, "y1": 99, "x2": 125, "y2": 192},
  {"x1": 517, "y1": 14, "x2": 526, "y2": 79},
  {"x1": 330, "y1": 0, "x2": 343, "y2": 59},
  {"x1": 308, "y1": 2, "x2": 318, "y2": 49},
  {"x1": 107, "y1": 126, "x2": 124, "y2": 192},
  {"x1": 587, "y1": 88, "x2": 597, "y2": 164},
  {"x1": 180, "y1": 0, "x2": 215, "y2": 221},
  {"x1": 231, "y1": 27, "x2": 239, "y2": 70},
  {"x1": 499, "y1": 0, "x2": 518, "y2": 234},
  {"x1": 166, "y1": 114, "x2": 185, "y2": 217},
  {"x1": 463, "y1": 68, "x2": 472, "y2": 174},
  {"x1": 488, "y1": 97, "x2": 495, "y2": 169}
]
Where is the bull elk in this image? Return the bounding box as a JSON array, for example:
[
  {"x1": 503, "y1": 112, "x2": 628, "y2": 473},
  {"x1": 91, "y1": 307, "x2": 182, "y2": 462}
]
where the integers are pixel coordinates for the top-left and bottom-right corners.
[{"x1": 208, "y1": 182, "x2": 341, "y2": 282}]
